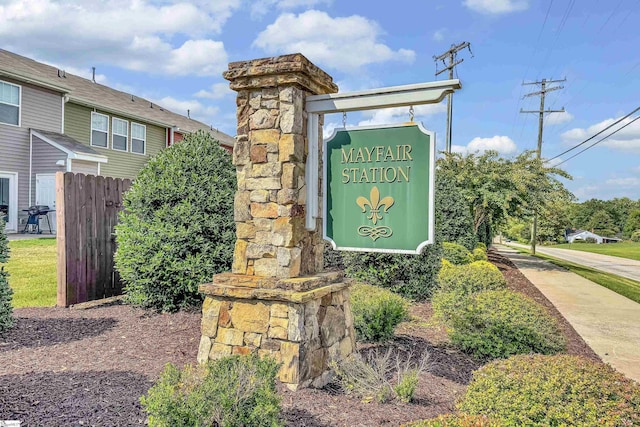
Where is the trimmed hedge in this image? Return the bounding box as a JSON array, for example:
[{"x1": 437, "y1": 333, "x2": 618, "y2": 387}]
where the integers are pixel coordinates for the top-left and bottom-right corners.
[
  {"x1": 459, "y1": 354, "x2": 640, "y2": 426},
  {"x1": 350, "y1": 283, "x2": 409, "y2": 342},
  {"x1": 0, "y1": 219, "x2": 14, "y2": 335},
  {"x1": 433, "y1": 289, "x2": 565, "y2": 359},
  {"x1": 442, "y1": 242, "x2": 473, "y2": 265},
  {"x1": 115, "y1": 131, "x2": 236, "y2": 312},
  {"x1": 436, "y1": 261, "x2": 506, "y2": 295},
  {"x1": 404, "y1": 414, "x2": 503, "y2": 427},
  {"x1": 141, "y1": 355, "x2": 282, "y2": 427}
]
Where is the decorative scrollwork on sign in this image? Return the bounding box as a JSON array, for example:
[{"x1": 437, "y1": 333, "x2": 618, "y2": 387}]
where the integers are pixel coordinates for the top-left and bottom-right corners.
[
  {"x1": 357, "y1": 225, "x2": 393, "y2": 241},
  {"x1": 356, "y1": 186, "x2": 395, "y2": 241}
]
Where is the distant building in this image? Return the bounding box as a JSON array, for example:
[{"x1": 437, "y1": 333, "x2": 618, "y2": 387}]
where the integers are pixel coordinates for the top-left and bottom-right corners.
[
  {"x1": 0, "y1": 48, "x2": 235, "y2": 233},
  {"x1": 565, "y1": 229, "x2": 622, "y2": 244}
]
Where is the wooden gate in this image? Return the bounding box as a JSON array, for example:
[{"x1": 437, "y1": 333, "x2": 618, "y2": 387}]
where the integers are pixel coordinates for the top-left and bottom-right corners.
[{"x1": 56, "y1": 172, "x2": 132, "y2": 307}]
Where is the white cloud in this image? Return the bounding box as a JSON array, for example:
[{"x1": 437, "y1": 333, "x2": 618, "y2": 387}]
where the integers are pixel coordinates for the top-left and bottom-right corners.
[
  {"x1": 0, "y1": 0, "x2": 237, "y2": 76},
  {"x1": 250, "y1": 0, "x2": 332, "y2": 19},
  {"x1": 357, "y1": 104, "x2": 446, "y2": 127},
  {"x1": 194, "y1": 83, "x2": 233, "y2": 99},
  {"x1": 545, "y1": 111, "x2": 574, "y2": 126},
  {"x1": 605, "y1": 177, "x2": 640, "y2": 187},
  {"x1": 154, "y1": 96, "x2": 221, "y2": 127},
  {"x1": 463, "y1": 0, "x2": 529, "y2": 14},
  {"x1": 253, "y1": 10, "x2": 415, "y2": 71},
  {"x1": 454, "y1": 135, "x2": 518, "y2": 155},
  {"x1": 561, "y1": 115, "x2": 640, "y2": 154},
  {"x1": 432, "y1": 29, "x2": 446, "y2": 42}
]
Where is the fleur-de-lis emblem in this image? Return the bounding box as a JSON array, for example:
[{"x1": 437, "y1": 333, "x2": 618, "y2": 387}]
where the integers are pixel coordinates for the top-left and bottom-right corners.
[{"x1": 356, "y1": 186, "x2": 395, "y2": 225}]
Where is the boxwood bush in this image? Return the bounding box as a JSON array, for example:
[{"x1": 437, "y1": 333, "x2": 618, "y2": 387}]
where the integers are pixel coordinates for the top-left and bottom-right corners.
[
  {"x1": 404, "y1": 414, "x2": 503, "y2": 427},
  {"x1": 141, "y1": 354, "x2": 282, "y2": 427},
  {"x1": 115, "y1": 131, "x2": 236, "y2": 312},
  {"x1": 436, "y1": 261, "x2": 506, "y2": 295},
  {"x1": 433, "y1": 289, "x2": 565, "y2": 359},
  {"x1": 459, "y1": 354, "x2": 640, "y2": 426},
  {"x1": 471, "y1": 248, "x2": 487, "y2": 262},
  {"x1": 442, "y1": 242, "x2": 473, "y2": 265},
  {"x1": 350, "y1": 283, "x2": 409, "y2": 342},
  {"x1": 0, "y1": 220, "x2": 14, "y2": 335}
]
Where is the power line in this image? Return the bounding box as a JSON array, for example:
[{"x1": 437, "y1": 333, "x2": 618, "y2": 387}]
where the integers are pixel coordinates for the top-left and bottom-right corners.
[
  {"x1": 552, "y1": 115, "x2": 640, "y2": 166},
  {"x1": 520, "y1": 77, "x2": 565, "y2": 256},
  {"x1": 433, "y1": 41, "x2": 473, "y2": 153},
  {"x1": 546, "y1": 105, "x2": 640, "y2": 161}
]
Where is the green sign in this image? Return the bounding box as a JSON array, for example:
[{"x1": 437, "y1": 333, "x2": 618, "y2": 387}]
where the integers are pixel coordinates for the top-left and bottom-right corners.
[{"x1": 324, "y1": 122, "x2": 435, "y2": 254}]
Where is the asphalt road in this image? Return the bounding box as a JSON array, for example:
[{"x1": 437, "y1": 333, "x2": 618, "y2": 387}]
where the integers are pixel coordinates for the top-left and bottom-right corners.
[{"x1": 505, "y1": 241, "x2": 640, "y2": 282}]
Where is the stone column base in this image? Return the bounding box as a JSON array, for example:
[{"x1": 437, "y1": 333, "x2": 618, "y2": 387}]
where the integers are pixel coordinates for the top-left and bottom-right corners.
[{"x1": 197, "y1": 271, "x2": 356, "y2": 390}]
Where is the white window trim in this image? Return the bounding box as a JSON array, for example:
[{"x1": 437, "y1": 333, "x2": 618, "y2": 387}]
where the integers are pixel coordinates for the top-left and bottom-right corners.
[
  {"x1": 0, "y1": 79, "x2": 22, "y2": 128},
  {"x1": 111, "y1": 117, "x2": 129, "y2": 152},
  {"x1": 131, "y1": 122, "x2": 147, "y2": 155},
  {"x1": 0, "y1": 171, "x2": 19, "y2": 232},
  {"x1": 90, "y1": 111, "x2": 109, "y2": 148}
]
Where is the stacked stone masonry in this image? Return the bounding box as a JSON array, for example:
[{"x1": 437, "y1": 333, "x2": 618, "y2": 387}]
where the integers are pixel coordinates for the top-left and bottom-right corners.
[
  {"x1": 199, "y1": 54, "x2": 352, "y2": 389},
  {"x1": 198, "y1": 277, "x2": 356, "y2": 389}
]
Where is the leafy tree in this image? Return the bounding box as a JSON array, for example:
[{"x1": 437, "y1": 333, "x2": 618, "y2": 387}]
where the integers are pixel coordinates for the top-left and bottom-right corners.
[
  {"x1": 586, "y1": 210, "x2": 617, "y2": 237},
  {"x1": 438, "y1": 151, "x2": 571, "y2": 242},
  {"x1": 115, "y1": 131, "x2": 236, "y2": 312},
  {"x1": 0, "y1": 219, "x2": 14, "y2": 335},
  {"x1": 623, "y1": 210, "x2": 640, "y2": 238}
]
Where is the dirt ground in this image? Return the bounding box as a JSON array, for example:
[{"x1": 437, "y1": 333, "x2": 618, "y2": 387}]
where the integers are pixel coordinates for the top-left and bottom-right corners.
[{"x1": 0, "y1": 250, "x2": 599, "y2": 426}]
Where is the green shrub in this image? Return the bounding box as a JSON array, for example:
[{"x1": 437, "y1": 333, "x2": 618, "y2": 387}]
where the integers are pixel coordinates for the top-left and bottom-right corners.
[
  {"x1": 404, "y1": 414, "x2": 503, "y2": 427},
  {"x1": 459, "y1": 354, "x2": 640, "y2": 426},
  {"x1": 115, "y1": 131, "x2": 236, "y2": 312},
  {"x1": 434, "y1": 289, "x2": 565, "y2": 359},
  {"x1": 442, "y1": 242, "x2": 473, "y2": 265},
  {"x1": 394, "y1": 369, "x2": 419, "y2": 403},
  {"x1": 585, "y1": 237, "x2": 598, "y2": 243},
  {"x1": 471, "y1": 248, "x2": 487, "y2": 261},
  {"x1": 0, "y1": 219, "x2": 14, "y2": 335},
  {"x1": 141, "y1": 354, "x2": 282, "y2": 427},
  {"x1": 342, "y1": 242, "x2": 442, "y2": 300},
  {"x1": 631, "y1": 230, "x2": 640, "y2": 242},
  {"x1": 436, "y1": 261, "x2": 506, "y2": 295},
  {"x1": 350, "y1": 283, "x2": 409, "y2": 342},
  {"x1": 474, "y1": 242, "x2": 487, "y2": 251}
]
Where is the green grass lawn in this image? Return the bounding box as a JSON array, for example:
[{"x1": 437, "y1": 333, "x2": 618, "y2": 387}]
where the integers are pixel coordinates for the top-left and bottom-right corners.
[
  {"x1": 5, "y1": 238, "x2": 57, "y2": 308},
  {"x1": 512, "y1": 247, "x2": 640, "y2": 304},
  {"x1": 552, "y1": 242, "x2": 640, "y2": 261}
]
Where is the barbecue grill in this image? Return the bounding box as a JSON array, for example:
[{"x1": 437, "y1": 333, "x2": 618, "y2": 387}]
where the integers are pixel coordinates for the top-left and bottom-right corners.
[{"x1": 21, "y1": 205, "x2": 54, "y2": 234}]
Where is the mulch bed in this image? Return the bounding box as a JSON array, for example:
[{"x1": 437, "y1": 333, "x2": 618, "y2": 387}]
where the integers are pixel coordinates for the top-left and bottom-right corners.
[{"x1": 0, "y1": 250, "x2": 598, "y2": 426}]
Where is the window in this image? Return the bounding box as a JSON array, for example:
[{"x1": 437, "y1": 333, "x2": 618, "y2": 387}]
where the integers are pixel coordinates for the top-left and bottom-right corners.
[
  {"x1": 112, "y1": 117, "x2": 128, "y2": 151},
  {"x1": 91, "y1": 112, "x2": 108, "y2": 147},
  {"x1": 0, "y1": 81, "x2": 20, "y2": 126},
  {"x1": 131, "y1": 123, "x2": 146, "y2": 154}
]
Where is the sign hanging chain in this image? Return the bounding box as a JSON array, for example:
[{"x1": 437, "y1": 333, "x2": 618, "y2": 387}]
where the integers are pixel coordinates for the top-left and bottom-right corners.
[
  {"x1": 409, "y1": 106, "x2": 415, "y2": 122},
  {"x1": 342, "y1": 111, "x2": 347, "y2": 128}
]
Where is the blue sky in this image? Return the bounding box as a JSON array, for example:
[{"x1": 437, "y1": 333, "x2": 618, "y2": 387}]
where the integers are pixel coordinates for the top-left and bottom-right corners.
[{"x1": 2, "y1": 0, "x2": 639, "y2": 200}]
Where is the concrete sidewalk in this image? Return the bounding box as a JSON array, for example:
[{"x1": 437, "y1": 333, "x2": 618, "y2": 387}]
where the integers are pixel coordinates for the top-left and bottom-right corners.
[{"x1": 494, "y1": 244, "x2": 640, "y2": 383}]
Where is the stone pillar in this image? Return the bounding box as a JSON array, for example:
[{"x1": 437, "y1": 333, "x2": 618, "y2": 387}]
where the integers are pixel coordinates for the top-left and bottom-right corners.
[{"x1": 198, "y1": 54, "x2": 357, "y2": 390}]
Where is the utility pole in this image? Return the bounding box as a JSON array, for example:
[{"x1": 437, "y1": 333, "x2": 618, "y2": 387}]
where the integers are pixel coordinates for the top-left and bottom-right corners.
[
  {"x1": 434, "y1": 41, "x2": 472, "y2": 153},
  {"x1": 520, "y1": 77, "x2": 565, "y2": 255}
]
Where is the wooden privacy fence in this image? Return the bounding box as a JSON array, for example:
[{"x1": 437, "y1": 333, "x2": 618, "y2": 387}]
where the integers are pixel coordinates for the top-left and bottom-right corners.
[{"x1": 56, "y1": 172, "x2": 132, "y2": 307}]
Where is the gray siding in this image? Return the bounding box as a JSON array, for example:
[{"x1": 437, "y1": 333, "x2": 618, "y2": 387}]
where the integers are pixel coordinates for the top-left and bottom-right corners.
[
  {"x1": 71, "y1": 160, "x2": 98, "y2": 175},
  {"x1": 0, "y1": 77, "x2": 63, "y2": 228},
  {"x1": 31, "y1": 136, "x2": 66, "y2": 204}
]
